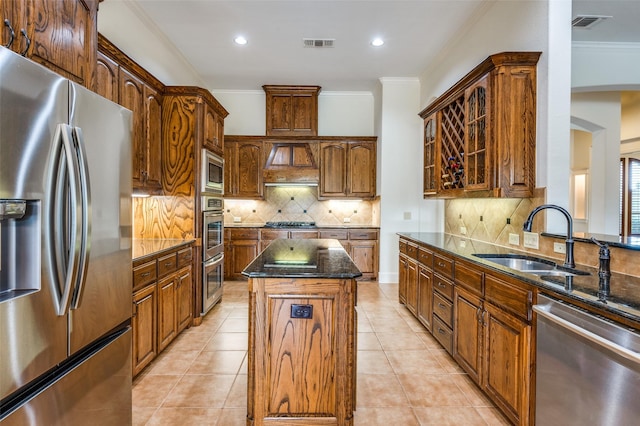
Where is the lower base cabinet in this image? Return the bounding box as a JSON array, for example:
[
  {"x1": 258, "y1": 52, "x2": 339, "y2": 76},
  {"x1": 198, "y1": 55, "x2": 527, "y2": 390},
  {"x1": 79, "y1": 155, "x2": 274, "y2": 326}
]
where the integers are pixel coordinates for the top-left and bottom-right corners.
[
  {"x1": 132, "y1": 284, "x2": 157, "y2": 376},
  {"x1": 132, "y1": 243, "x2": 194, "y2": 377},
  {"x1": 398, "y1": 237, "x2": 534, "y2": 425}
]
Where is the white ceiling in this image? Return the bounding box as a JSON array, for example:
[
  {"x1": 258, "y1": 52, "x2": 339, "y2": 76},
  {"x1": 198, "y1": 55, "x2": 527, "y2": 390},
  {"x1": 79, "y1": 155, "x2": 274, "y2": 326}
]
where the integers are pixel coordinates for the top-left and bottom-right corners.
[{"x1": 102, "y1": 0, "x2": 639, "y2": 92}]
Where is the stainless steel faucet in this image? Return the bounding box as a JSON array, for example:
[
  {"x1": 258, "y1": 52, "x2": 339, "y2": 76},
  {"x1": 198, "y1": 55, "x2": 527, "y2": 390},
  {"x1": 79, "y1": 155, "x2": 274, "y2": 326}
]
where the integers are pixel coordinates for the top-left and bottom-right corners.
[{"x1": 523, "y1": 204, "x2": 575, "y2": 268}]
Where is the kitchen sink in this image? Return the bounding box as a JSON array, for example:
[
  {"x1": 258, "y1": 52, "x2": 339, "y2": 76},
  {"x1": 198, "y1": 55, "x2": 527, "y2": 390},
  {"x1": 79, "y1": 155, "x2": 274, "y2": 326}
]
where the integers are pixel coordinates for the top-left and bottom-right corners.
[{"x1": 473, "y1": 254, "x2": 590, "y2": 277}]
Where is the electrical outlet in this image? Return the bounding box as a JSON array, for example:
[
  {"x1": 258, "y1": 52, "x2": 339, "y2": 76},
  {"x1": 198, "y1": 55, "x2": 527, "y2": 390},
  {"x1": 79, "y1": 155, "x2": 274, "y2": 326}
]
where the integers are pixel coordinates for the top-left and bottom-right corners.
[
  {"x1": 460, "y1": 240, "x2": 466, "y2": 248},
  {"x1": 233, "y1": 217, "x2": 241, "y2": 223},
  {"x1": 460, "y1": 226, "x2": 467, "y2": 235},
  {"x1": 523, "y1": 231, "x2": 539, "y2": 249},
  {"x1": 554, "y1": 242, "x2": 566, "y2": 254},
  {"x1": 509, "y1": 233, "x2": 520, "y2": 245},
  {"x1": 343, "y1": 217, "x2": 351, "y2": 223}
]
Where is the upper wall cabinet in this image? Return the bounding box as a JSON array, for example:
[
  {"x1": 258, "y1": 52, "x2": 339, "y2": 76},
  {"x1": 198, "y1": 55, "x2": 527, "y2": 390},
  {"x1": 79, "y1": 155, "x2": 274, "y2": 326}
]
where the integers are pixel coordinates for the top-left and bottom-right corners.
[
  {"x1": 264, "y1": 85, "x2": 321, "y2": 137},
  {"x1": 163, "y1": 86, "x2": 229, "y2": 196},
  {"x1": 419, "y1": 52, "x2": 541, "y2": 198},
  {"x1": 224, "y1": 137, "x2": 264, "y2": 199},
  {"x1": 97, "y1": 35, "x2": 166, "y2": 195},
  {"x1": 1, "y1": 0, "x2": 98, "y2": 89},
  {"x1": 319, "y1": 139, "x2": 377, "y2": 199}
]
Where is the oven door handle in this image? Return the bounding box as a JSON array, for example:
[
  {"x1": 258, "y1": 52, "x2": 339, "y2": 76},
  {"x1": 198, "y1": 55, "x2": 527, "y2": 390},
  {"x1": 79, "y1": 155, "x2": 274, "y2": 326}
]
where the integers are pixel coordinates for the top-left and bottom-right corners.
[{"x1": 205, "y1": 252, "x2": 224, "y2": 266}]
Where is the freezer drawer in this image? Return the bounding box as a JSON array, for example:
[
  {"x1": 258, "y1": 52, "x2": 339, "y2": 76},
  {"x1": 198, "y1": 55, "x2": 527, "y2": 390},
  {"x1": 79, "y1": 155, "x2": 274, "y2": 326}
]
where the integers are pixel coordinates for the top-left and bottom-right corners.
[{"x1": 1, "y1": 328, "x2": 132, "y2": 425}]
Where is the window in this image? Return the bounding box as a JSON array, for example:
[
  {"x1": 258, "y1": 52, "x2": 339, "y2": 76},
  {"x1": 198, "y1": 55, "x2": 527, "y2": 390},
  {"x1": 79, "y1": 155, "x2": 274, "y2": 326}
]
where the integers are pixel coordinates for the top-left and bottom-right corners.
[{"x1": 622, "y1": 157, "x2": 640, "y2": 236}]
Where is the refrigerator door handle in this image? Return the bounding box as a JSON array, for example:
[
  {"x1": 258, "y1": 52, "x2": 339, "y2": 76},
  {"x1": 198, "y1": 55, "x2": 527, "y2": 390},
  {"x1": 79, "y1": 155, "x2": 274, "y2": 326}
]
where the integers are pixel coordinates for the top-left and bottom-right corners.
[
  {"x1": 70, "y1": 126, "x2": 91, "y2": 310},
  {"x1": 46, "y1": 123, "x2": 83, "y2": 316}
]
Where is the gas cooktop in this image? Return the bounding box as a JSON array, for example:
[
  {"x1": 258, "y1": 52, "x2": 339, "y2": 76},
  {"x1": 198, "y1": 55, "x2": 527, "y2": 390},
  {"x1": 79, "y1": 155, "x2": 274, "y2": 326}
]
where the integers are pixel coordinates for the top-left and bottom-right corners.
[{"x1": 264, "y1": 221, "x2": 317, "y2": 228}]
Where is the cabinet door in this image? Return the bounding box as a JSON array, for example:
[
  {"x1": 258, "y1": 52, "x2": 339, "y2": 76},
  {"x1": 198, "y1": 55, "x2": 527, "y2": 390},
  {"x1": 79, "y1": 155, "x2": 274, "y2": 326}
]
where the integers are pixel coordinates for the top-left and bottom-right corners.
[
  {"x1": 423, "y1": 114, "x2": 438, "y2": 196},
  {"x1": 464, "y1": 76, "x2": 490, "y2": 191},
  {"x1": 319, "y1": 142, "x2": 347, "y2": 197},
  {"x1": 203, "y1": 104, "x2": 224, "y2": 154},
  {"x1": 95, "y1": 51, "x2": 119, "y2": 102},
  {"x1": 132, "y1": 284, "x2": 157, "y2": 376},
  {"x1": 398, "y1": 255, "x2": 407, "y2": 304},
  {"x1": 349, "y1": 239, "x2": 377, "y2": 279},
  {"x1": 144, "y1": 84, "x2": 163, "y2": 191},
  {"x1": 157, "y1": 275, "x2": 177, "y2": 352},
  {"x1": 417, "y1": 265, "x2": 432, "y2": 331},
  {"x1": 236, "y1": 142, "x2": 263, "y2": 198},
  {"x1": 119, "y1": 68, "x2": 145, "y2": 188},
  {"x1": 405, "y1": 257, "x2": 418, "y2": 315},
  {"x1": 176, "y1": 267, "x2": 193, "y2": 333},
  {"x1": 348, "y1": 142, "x2": 376, "y2": 197},
  {"x1": 483, "y1": 302, "x2": 531, "y2": 426},
  {"x1": 0, "y1": 1, "x2": 27, "y2": 50},
  {"x1": 223, "y1": 141, "x2": 236, "y2": 195},
  {"x1": 26, "y1": 0, "x2": 98, "y2": 88},
  {"x1": 453, "y1": 287, "x2": 483, "y2": 384},
  {"x1": 266, "y1": 92, "x2": 317, "y2": 136},
  {"x1": 231, "y1": 240, "x2": 259, "y2": 278}
]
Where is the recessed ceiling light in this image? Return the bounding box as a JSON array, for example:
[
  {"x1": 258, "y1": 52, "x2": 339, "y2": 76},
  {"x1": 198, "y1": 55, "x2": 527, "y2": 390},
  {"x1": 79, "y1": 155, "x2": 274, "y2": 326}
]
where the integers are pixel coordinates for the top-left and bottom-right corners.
[
  {"x1": 234, "y1": 36, "x2": 248, "y2": 45},
  {"x1": 371, "y1": 38, "x2": 384, "y2": 47}
]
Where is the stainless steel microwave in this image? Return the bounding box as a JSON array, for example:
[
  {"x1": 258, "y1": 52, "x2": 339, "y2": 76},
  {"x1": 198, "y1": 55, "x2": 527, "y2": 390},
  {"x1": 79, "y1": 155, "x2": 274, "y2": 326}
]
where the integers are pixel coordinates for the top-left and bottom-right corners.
[{"x1": 202, "y1": 149, "x2": 224, "y2": 195}]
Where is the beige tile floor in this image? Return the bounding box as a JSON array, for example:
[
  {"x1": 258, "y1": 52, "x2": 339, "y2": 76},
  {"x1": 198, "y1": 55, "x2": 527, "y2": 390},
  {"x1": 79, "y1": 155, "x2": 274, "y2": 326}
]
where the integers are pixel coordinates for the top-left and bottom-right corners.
[{"x1": 133, "y1": 281, "x2": 511, "y2": 426}]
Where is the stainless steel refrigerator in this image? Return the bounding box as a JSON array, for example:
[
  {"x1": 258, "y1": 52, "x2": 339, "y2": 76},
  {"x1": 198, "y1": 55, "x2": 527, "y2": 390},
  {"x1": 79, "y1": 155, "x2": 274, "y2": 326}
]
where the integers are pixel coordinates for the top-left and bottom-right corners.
[{"x1": 0, "y1": 46, "x2": 133, "y2": 424}]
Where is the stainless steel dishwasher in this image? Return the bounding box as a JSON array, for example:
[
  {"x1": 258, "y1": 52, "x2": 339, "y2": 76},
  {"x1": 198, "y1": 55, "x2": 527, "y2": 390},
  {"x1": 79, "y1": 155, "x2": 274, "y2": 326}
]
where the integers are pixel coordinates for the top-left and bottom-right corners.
[{"x1": 533, "y1": 294, "x2": 640, "y2": 425}]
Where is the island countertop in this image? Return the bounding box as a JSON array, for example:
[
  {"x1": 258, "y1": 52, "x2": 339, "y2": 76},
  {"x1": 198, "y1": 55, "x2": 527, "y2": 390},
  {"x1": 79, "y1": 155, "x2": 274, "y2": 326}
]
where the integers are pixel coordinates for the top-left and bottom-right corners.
[{"x1": 242, "y1": 238, "x2": 362, "y2": 279}]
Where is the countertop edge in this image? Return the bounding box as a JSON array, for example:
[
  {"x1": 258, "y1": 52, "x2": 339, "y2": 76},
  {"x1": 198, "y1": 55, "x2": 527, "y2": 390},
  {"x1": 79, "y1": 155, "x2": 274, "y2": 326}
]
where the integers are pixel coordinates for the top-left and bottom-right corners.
[
  {"x1": 132, "y1": 239, "x2": 196, "y2": 263},
  {"x1": 397, "y1": 232, "x2": 640, "y2": 327}
]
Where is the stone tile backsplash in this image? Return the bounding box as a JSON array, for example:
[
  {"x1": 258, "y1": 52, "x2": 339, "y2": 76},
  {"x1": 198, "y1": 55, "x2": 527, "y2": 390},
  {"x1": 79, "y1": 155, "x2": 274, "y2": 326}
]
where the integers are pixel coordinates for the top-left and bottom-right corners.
[
  {"x1": 444, "y1": 195, "x2": 639, "y2": 277},
  {"x1": 224, "y1": 186, "x2": 380, "y2": 227}
]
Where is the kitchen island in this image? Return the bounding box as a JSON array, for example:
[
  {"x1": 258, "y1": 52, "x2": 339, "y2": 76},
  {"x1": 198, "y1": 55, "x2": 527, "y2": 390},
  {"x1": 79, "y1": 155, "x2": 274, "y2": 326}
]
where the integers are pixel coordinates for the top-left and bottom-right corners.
[{"x1": 242, "y1": 239, "x2": 361, "y2": 426}]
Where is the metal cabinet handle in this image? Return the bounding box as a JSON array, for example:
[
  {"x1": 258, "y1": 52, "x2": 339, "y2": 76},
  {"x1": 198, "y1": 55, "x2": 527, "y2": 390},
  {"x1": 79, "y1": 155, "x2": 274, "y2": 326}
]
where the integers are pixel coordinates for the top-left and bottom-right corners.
[
  {"x1": 140, "y1": 272, "x2": 151, "y2": 278},
  {"x1": 165, "y1": 262, "x2": 173, "y2": 267},
  {"x1": 438, "y1": 328, "x2": 446, "y2": 334},
  {"x1": 438, "y1": 303, "x2": 446, "y2": 309},
  {"x1": 437, "y1": 282, "x2": 446, "y2": 288},
  {"x1": 437, "y1": 262, "x2": 446, "y2": 267},
  {"x1": 19, "y1": 28, "x2": 30, "y2": 56},
  {"x1": 4, "y1": 19, "x2": 14, "y2": 48}
]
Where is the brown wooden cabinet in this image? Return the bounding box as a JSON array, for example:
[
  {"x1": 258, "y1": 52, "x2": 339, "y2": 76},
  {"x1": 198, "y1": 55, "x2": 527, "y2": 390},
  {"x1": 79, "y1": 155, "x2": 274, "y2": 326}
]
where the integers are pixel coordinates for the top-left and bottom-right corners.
[
  {"x1": 132, "y1": 243, "x2": 194, "y2": 376},
  {"x1": 263, "y1": 85, "x2": 320, "y2": 136},
  {"x1": 203, "y1": 102, "x2": 225, "y2": 155},
  {"x1": 247, "y1": 276, "x2": 356, "y2": 425},
  {"x1": 97, "y1": 36, "x2": 165, "y2": 195},
  {"x1": 224, "y1": 138, "x2": 264, "y2": 199},
  {"x1": 419, "y1": 52, "x2": 540, "y2": 198},
  {"x1": 224, "y1": 228, "x2": 260, "y2": 280},
  {"x1": 417, "y1": 248, "x2": 434, "y2": 331},
  {"x1": 132, "y1": 282, "x2": 157, "y2": 377},
  {"x1": 319, "y1": 140, "x2": 376, "y2": 199},
  {"x1": 2, "y1": 0, "x2": 98, "y2": 88}
]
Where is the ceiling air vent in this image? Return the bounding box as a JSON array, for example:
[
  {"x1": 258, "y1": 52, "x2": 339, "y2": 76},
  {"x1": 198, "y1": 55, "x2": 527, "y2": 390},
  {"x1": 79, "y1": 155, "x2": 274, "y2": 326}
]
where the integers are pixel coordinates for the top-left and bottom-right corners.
[
  {"x1": 303, "y1": 38, "x2": 335, "y2": 48},
  {"x1": 572, "y1": 15, "x2": 611, "y2": 29}
]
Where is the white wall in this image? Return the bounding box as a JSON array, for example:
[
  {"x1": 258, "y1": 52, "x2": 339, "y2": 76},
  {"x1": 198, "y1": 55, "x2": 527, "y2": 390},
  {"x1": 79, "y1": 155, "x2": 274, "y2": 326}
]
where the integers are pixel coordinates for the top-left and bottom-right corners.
[
  {"x1": 417, "y1": 0, "x2": 572, "y2": 233},
  {"x1": 571, "y1": 92, "x2": 622, "y2": 235},
  {"x1": 377, "y1": 78, "x2": 440, "y2": 283},
  {"x1": 572, "y1": 43, "x2": 640, "y2": 92}
]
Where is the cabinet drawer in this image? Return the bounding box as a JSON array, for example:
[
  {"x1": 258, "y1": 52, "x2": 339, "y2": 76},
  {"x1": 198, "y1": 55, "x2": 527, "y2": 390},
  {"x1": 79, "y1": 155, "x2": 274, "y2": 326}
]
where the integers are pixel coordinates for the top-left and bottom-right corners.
[
  {"x1": 433, "y1": 274, "x2": 454, "y2": 300},
  {"x1": 349, "y1": 230, "x2": 378, "y2": 240},
  {"x1": 289, "y1": 230, "x2": 319, "y2": 239},
  {"x1": 261, "y1": 230, "x2": 288, "y2": 240},
  {"x1": 230, "y1": 228, "x2": 259, "y2": 240},
  {"x1": 133, "y1": 260, "x2": 157, "y2": 290},
  {"x1": 177, "y1": 247, "x2": 192, "y2": 269},
  {"x1": 455, "y1": 261, "x2": 484, "y2": 296},
  {"x1": 320, "y1": 230, "x2": 349, "y2": 240},
  {"x1": 433, "y1": 291, "x2": 453, "y2": 328},
  {"x1": 406, "y1": 243, "x2": 418, "y2": 260},
  {"x1": 417, "y1": 248, "x2": 433, "y2": 268},
  {"x1": 399, "y1": 240, "x2": 408, "y2": 255},
  {"x1": 433, "y1": 253, "x2": 454, "y2": 278},
  {"x1": 432, "y1": 315, "x2": 453, "y2": 354},
  {"x1": 485, "y1": 275, "x2": 533, "y2": 322},
  {"x1": 158, "y1": 252, "x2": 177, "y2": 278}
]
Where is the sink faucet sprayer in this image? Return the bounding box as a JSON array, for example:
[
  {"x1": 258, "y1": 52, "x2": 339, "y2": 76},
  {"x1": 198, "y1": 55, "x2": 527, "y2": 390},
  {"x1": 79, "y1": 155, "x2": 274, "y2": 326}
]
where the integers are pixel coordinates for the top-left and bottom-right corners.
[{"x1": 523, "y1": 204, "x2": 575, "y2": 269}]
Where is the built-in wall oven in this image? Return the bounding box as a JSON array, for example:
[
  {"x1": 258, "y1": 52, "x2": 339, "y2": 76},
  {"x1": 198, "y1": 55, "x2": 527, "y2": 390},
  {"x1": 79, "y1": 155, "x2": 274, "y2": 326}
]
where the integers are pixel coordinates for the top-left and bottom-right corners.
[{"x1": 202, "y1": 195, "x2": 224, "y2": 314}]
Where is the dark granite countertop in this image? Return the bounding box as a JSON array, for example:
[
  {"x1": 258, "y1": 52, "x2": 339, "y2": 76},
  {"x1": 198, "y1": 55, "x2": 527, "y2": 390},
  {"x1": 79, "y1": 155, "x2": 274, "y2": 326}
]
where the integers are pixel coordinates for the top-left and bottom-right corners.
[
  {"x1": 242, "y1": 238, "x2": 362, "y2": 279},
  {"x1": 132, "y1": 239, "x2": 195, "y2": 262},
  {"x1": 225, "y1": 223, "x2": 380, "y2": 229},
  {"x1": 398, "y1": 232, "x2": 640, "y2": 326}
]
